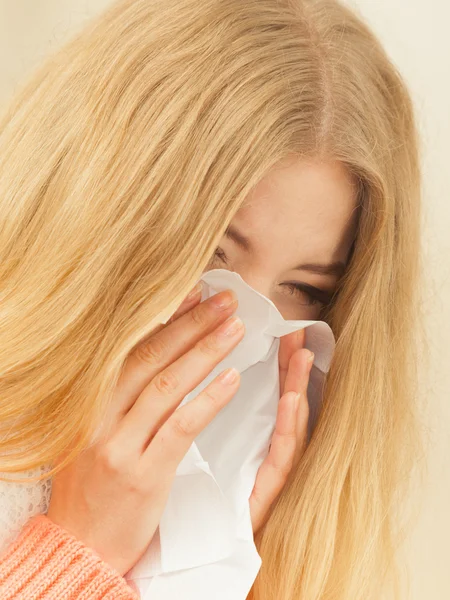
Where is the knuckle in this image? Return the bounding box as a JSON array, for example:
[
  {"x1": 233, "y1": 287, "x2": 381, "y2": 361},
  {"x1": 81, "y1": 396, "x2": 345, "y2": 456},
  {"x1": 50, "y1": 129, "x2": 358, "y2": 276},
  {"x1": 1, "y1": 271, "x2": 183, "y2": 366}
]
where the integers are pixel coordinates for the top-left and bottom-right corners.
[
  {"x1": 153, "y1": 369, "x2": 179, "y2": 395},
  {"x1": 135, "y1": 336, "x2": 168, "y2": 367},
  {"x1": 97, "y1": 443, "x2": 123, "y2": 473},
  {"x1": 195, "y1": 332, "x2": 221, "y2": 357},
  {"x1": 272, "y1": 458, "x2": 293, "y2": 479},
  {"x1": 189, "y1": 304, "x2": 210, "y2": 329},
  {"x1": 98, "y1": 446, "x2": 145, "y2": 492},
  {"x1": 170, "y1": 413, "x2": 196, "y2": 438},
  {"x1": 201, "y1": 385, "x2": 222, "y2": 408}
]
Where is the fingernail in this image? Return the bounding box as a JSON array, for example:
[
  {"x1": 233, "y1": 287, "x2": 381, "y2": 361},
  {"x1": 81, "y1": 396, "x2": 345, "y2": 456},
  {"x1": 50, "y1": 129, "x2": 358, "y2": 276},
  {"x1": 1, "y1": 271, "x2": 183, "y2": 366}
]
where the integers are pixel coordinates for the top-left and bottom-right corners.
[
  {"x1": 186, "y1": 282, "x2": 203, "y2": 301},
  {"x1": 297, "y1": 328, "x2": 305, "y2": 345},
  {"x1": 306, "y1": 351, "x2": 314, "y2": 375},
  {"x1": 211, "y1": 290, "x2": 236, "y2": 310},
  {"x1": 292, "y1": 392, "x2": 301, "y2": 414},
  {"x1": 219, "y1": 367, "x2": 239, "y2": 385},
  {"x1": 217, "y1": 315, "x2": 244, "y2": 336}
]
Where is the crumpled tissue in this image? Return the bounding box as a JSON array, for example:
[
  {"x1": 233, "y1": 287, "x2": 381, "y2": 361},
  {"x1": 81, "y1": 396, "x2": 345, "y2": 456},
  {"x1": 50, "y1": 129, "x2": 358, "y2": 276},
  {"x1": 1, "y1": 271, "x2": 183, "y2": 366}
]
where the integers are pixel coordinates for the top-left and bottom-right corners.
[{"x1": 125, "y1": 268, "x2": 335, "y2": 599}]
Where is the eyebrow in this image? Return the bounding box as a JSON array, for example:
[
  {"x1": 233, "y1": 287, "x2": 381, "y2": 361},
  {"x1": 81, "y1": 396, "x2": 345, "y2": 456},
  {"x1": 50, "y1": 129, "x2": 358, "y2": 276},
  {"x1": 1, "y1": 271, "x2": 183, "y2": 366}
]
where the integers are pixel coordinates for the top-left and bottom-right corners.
[{"x1": 225, "y1": 224, "x2": 346, "y2": 278}]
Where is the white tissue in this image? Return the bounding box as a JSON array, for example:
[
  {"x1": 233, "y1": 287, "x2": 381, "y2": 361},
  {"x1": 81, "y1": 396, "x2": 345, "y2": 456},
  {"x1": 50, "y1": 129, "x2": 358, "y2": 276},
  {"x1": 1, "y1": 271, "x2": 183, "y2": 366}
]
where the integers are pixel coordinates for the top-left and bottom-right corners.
[{"x1": 125, "y1": 268, "x2": 335, "y2": 599}]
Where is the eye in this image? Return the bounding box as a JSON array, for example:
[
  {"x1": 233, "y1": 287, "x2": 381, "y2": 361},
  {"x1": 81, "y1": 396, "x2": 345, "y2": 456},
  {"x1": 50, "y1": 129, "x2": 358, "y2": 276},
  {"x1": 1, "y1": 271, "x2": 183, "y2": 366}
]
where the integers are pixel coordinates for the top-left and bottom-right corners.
[
  {"x1": 284, "y1": 283, "x2": 333, "y2": 307},
  {"x1": 210, "y1": 247, "x2": 333, "y2": 309},
  {"x1": 210, "y1": 247, "x2": 229, "y2": 264}
]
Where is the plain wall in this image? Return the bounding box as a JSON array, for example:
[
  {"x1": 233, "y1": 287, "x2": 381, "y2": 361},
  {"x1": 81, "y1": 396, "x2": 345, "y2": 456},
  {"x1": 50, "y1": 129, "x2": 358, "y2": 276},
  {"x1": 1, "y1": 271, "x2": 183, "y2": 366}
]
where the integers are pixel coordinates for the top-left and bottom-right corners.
[{"x1": 0, "y1": 1, "x2": 448, "y2": 598}]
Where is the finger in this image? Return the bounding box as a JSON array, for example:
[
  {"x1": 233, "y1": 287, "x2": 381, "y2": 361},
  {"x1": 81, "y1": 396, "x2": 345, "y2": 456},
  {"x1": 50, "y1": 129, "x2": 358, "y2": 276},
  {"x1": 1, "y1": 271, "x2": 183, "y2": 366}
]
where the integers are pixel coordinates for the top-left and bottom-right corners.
[
  {"x1": 282, "y1": 346, "x2": 313, "y2": 397},
  {"x1": 113, "y1": 313, "x2": 245, "y2": 453},
  {"x1": 293, "y1": 387, "x2": 310, "y2": 465},
  {"x1": 249, "y1": 391, "x2": 299, "y2": 533},
  {"x1": 143, "y1": 367, "x2": 241, "y2": 476},
  {"x1": 165, "y1": 282, "x2": 204, "y2": 325},
  {"x1": 113, "y1": 288, "x2": 239, "y2": 417},
  {"x1": 132, "y1": 282, "x2": 204, "y2": 345},
  {"x1": 278, "y1": 328, "x2": 305, "y2": 396},
  {"x1": 283, "y1": 349, "x2": 313, "y2": 464}
]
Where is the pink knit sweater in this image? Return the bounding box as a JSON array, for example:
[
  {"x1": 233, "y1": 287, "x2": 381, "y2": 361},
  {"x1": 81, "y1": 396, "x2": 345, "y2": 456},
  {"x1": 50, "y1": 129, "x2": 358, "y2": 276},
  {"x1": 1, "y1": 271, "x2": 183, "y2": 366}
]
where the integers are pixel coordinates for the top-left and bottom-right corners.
[{"x1": 0, "y1": 514, "x2": 140, "y2": 599}]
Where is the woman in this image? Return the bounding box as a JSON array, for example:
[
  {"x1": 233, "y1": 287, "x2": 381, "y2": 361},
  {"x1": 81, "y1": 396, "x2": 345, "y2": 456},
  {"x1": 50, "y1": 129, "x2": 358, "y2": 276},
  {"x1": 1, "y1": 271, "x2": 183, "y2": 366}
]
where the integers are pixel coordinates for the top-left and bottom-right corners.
[{"x1": 0, "y1": 0, "x2": 425, "y2": 598}]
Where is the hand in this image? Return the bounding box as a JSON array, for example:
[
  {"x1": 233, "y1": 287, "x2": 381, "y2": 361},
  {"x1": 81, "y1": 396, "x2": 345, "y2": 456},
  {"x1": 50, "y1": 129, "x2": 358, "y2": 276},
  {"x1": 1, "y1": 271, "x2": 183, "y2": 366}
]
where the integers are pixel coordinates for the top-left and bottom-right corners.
[
  {"x1": 249, "y1": 328, "x2": 314, "y2": 534},
  {"x1": 46, "y1": 282, "x2": 245, "y2": 576}
]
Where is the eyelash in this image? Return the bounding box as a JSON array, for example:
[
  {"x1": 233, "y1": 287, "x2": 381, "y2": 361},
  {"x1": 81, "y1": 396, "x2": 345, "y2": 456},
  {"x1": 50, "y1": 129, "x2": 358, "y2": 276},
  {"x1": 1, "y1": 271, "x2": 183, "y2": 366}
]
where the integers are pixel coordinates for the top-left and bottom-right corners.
[{"x1": 210, "y1": 248, "x2": 333, "y2": 307}]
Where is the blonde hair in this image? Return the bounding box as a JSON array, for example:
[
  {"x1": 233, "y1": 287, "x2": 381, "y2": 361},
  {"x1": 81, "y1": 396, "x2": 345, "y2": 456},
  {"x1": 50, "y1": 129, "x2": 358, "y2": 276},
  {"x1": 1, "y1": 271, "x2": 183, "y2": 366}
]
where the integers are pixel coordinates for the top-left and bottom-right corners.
[{"x1": 0, "y1": 0, "x2": 427, "y2": 598}]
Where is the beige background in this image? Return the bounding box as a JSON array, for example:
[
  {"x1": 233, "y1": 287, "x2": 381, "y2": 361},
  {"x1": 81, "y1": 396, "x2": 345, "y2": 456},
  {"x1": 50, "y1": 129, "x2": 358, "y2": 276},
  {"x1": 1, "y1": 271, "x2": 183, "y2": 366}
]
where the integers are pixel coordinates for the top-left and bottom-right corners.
[{"x1": 0, "y1": 1, "x2": 448, "y2": 598}]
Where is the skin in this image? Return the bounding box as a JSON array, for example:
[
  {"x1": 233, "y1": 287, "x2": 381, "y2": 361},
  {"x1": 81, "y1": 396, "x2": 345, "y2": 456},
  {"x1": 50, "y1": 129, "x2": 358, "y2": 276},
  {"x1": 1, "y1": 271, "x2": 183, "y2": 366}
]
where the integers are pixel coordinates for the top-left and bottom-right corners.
[
  {"x1": 46, "y1": 157, "x2": 359, "y2": 578},
  {"x1": 206, "y1": 155, "x2": 359, "y2": 322},
  {"x1": 204, "y1": 156, "x2": 359, "y2": 531}
]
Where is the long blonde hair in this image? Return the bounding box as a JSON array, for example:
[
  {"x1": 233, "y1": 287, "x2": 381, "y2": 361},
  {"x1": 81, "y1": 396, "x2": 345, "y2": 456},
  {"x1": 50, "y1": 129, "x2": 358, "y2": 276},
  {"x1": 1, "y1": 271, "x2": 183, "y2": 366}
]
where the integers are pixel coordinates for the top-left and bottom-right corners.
[{"x1": 0, "y1": 0, "x2": 426, "y2": 598}]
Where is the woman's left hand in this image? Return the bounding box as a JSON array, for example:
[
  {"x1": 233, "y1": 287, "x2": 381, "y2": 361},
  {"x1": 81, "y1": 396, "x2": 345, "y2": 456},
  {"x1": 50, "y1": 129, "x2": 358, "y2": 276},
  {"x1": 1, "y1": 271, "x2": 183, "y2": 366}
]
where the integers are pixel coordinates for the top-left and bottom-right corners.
[{"x1": 249, "y1": 328, "x2": 314, "y2": 534}]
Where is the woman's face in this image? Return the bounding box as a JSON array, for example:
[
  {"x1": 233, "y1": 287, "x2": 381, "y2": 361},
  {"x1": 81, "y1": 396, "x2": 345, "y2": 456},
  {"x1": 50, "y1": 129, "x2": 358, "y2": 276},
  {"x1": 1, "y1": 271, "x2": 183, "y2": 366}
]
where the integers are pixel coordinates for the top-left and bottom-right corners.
[{"x1": 204, "y1": 156, "x2": 359, "y2": 320}]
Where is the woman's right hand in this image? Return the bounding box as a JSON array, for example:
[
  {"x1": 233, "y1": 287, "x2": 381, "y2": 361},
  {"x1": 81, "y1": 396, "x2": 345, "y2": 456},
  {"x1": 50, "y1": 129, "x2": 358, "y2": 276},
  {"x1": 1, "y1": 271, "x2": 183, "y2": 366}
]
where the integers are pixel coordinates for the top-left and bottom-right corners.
[{"x1": 46, "y1": 283, "x2": 245, "y2": 576}]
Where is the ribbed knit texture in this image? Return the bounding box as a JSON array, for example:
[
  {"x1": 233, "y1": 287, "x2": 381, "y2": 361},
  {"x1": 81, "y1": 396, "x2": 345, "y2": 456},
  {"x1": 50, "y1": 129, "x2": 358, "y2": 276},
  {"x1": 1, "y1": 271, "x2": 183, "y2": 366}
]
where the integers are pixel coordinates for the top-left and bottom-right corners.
[{"x1": 0, "y1": 514, "x2": 140, "y2": 599}]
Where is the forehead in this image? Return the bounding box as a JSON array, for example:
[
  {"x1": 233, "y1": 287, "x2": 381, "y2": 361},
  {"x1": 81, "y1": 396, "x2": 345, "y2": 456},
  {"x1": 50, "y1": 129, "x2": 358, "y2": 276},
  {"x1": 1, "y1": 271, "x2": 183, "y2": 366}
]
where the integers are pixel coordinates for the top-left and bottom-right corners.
[{"x1": 234, "y1": 156, "x2": 360, "y2": 263}]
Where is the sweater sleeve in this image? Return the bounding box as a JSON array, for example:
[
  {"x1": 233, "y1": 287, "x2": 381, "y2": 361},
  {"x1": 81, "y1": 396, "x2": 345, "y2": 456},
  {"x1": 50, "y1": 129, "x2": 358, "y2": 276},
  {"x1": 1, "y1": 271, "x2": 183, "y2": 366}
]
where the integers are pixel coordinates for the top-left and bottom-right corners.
[{"x1": 0, "y1": 514, "x2": 140, "y2": 600}]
